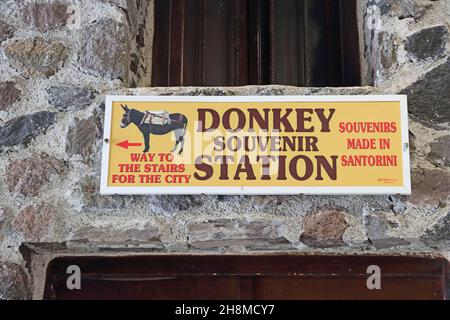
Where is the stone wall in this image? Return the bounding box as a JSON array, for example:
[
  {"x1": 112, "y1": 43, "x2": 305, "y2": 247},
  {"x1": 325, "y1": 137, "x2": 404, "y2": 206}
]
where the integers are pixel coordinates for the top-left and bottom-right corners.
[{"x1": 0, "y1": 0, "x2": 449, "y2": 299}]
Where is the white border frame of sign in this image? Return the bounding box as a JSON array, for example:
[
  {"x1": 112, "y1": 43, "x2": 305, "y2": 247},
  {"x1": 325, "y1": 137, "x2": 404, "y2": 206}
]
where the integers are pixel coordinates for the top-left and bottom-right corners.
[{"x1": 100, "y1": 95, "x2": 411, "y2": 196}]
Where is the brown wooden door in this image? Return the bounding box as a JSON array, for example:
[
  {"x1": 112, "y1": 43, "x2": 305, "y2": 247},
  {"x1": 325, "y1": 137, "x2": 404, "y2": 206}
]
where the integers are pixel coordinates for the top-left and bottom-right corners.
[{"x1": 44, "y1": 255, "x2": 449, "y2": 300}]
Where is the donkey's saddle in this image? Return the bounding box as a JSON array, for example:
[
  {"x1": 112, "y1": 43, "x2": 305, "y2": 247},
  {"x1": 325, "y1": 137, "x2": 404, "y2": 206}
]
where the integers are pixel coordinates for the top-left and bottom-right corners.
[{"x1": 141, "y1": 111, "x2": 171, "y2": 126}]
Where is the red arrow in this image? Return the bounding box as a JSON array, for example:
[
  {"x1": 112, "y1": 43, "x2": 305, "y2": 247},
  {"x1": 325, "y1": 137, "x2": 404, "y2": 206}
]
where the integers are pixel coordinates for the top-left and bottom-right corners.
[{"x1": 116, "y1": 140, "x2": 142, "y2": 149}]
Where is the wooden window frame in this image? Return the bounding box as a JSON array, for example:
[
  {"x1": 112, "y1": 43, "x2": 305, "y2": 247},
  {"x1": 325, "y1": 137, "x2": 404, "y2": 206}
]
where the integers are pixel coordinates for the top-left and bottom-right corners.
[{"x1": 152, "y1": 0, "x2": 361, "y2": 87}]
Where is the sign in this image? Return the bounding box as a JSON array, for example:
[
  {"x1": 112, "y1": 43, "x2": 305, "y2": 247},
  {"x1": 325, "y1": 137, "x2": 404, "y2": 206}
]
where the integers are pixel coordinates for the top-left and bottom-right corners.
[{"x1": 100, "y1": 95, "x2": 410, "y2": 195}]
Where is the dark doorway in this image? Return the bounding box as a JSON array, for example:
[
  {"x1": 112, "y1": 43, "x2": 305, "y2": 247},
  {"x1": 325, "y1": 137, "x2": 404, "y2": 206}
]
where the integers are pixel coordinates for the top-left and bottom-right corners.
[
  {"x1": 44, "y1": 254, "x2": 448, "y2": 300},
  {"x1": 152, "y1": 0, "x2": 361, "y2": 87}
]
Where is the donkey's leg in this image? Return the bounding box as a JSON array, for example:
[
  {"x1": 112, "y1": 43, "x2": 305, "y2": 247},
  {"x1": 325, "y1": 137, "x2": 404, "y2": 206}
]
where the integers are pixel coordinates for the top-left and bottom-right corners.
[
  {"x1": 143, "y1": 132, "x2": 150, "y2": 153},
  {"x1": 171, "y1": 129, "x2": 182, "y2": 153}
]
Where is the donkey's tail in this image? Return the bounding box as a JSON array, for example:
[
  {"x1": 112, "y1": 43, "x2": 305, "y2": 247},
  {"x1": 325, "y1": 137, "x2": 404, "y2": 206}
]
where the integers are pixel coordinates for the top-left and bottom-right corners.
[
  {"x1": 178, "y1": 118, "x2": 188, "y2": 155},
  {"x1": 182, "y1": 114, "x2": 188, "y2": 131},
  {"x1": 181, "y1": 119, "x2": 188, "y2": 139}
]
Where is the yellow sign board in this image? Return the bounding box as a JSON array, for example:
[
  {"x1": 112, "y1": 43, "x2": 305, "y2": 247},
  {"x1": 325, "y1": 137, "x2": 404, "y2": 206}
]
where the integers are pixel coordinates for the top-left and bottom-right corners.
[{"x1": 100, "y1": 96, "x2": 410, "y2": 195}]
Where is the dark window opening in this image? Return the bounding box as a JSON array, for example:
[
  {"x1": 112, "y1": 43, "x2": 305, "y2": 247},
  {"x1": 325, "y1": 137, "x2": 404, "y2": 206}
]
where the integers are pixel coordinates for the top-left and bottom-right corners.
[
  {"x1": 44, "y1": 255, "x2": 449, "y2": 300},
  {"x1": 152, "y1": 0, "x2": 361, "y2": 87}
]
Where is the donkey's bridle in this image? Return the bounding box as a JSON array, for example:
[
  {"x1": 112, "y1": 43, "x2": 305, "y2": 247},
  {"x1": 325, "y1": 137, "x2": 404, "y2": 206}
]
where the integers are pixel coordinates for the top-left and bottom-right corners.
[
  {"x1": 126, "y1": 109, "x2": 132, "y2": 125},
  {"x1": 122, "y1": 109, "x2": 132, "y2": 128},
  {"x1": 124, "y1": 109, "x2": 145, "y2": 129}
]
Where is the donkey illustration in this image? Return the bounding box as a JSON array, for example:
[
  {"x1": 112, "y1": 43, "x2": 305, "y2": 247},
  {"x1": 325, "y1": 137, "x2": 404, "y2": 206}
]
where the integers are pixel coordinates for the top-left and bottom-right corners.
[{"x1": 120, "y1": 105, "x2": 188, "y2": 154}]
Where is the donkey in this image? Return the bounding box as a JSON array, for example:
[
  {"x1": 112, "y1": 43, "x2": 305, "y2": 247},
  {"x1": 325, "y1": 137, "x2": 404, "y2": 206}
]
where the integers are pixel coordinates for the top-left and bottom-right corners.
[{"x1": 120, "y1": 105, "x2": 188, "y2": 154}]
